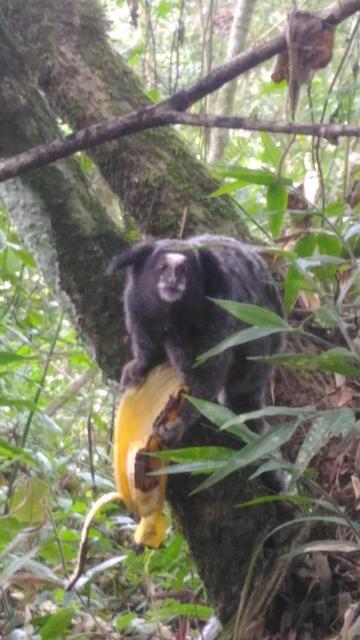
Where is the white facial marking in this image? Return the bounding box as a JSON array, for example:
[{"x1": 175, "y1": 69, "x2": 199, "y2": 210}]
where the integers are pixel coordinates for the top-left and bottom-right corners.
[
  {"x1": 157, "y1": 253, "x2": 187, "y2": 303},
  {"x1": 164, "y1": 252, "x2": 186, "y2": 267},
  {"x1": 158, "y1": 281, "x2": 186, "y2": 302}
]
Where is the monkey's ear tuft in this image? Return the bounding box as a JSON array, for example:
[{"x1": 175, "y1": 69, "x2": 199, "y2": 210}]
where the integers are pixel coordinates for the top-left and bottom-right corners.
[
  {"x1": 198, "y1": 248, "x2": 228, "y2": 297},
  {"x1": 105, "y1": 241, "x2": 155, "y2": 275}
]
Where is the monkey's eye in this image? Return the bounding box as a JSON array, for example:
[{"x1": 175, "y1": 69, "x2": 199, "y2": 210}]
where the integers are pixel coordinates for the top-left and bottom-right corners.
[
  {"x1": 177, "y1": 262, "x2": 188, "y2": 276},
  {"x1": 158, "y1": 260, "x2": 167, "y2": 272}
]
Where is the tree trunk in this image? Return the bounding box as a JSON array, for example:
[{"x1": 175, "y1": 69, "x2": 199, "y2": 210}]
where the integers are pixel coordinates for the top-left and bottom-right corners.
[
  {"x1": 0, "y1": 6, "x2": 128, "y2": 379},
  {"x1": 208, "y1": 0, "x2": 257, "y2": 164},
  {"x1": 3, "y1": 0, "x2": 246, "y2": 238},
  {"x1": 0, "y1": 0, "x2": 305, "y2": 627}
]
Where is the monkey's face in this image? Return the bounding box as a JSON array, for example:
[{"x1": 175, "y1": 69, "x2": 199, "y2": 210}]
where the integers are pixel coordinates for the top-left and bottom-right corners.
[{"x1": 155, "y1": 252, "x2": 188, "y2": 303}]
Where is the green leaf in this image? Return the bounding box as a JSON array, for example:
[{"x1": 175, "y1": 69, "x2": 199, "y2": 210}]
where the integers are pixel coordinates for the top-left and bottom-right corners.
[
  {"x1": 148, "y1": 600, "x2": 213, "y2": 621},
  {"x1": 152, "y1": 447, "x2": 236, "y2": 476},
  {"x1": 216, "y1": 166, "x2": 292, "y2": 186},
  {"x1": 0, "y1": 517, "x2": 23, "y2": 547},
  {"x1": 249, "y1": 458, "x2": 294, "y2": 480},
  {"x1": 262, "y1": 79, "x2": 287, "y2": 94},
  {"x1": 295, "y1": 233, "x2": 317, "y2": 258},
  {"x1": 236, "y1": 493, "x2": 311, "y2": 509},
  {"x1": 159, "y1": 461, "x2": 225, "y2": 475},
  {"x1": 260, "y1": 132, "x2": 282, "y2": 168},
  {"x1": 0, "y1": 352, "x2": 30, "y2": 367},
  {"x1": 250, "y1": 348, "x2": 360, "y2": 379},
  {"x1": 74, "y1": 555, "x2": 126, "y2": 589},
  {"x1": 186, "y1": 396, "x2": 256, "y2": 442},
  {"x1": 197, "y1": 301, "x2": 291, "y2": 369},
  {"x1": 292, "y1": 408, "x2": 357, "y2": 485},
  {"x1": 345, "y1": 223, "x2": 360, "y2": 240},
  {"x1": 315, "y1": 305, "x2": 341, "y2": 328},
  {"x1": 153, "y1": 446, "x2": 234, "y2": 463},
  {"x1": 115, "y1": 612, "x2": 137, "y2": 631},
  {"x1": 197, "y1": 326, "x2": 289, "y2": 364},
  {"x1": 147, "y1": 87, "x2": 161, "y2": 102},
  {"x1": 0, "y1": 547, "x2": 38, "y2": 586},
  {"x1": 324, "y1": 201, "x2": 344, "y2": 217},
  {"x1": 210, "y1": 300, "x2": 289, "y2": 328},
  {"x1": 317, "y1": 233, "x2": 342, "y2": 257},
  {"x1": 10, "y1": 246, "x2": 36, "y2": 268},
  {"x1": 192, "y1": 421, "x2": 299, "y2": 493},
  {"x1": 0, "y1": 395, "x2": 37, "y2": 410},
  {"x1": 0, "y1": 438, "x2": 33, "y2": 464},
  {"x1": 299, "y1": 255, "x2": 346, "y2": 267},
  {"x1": 264, "y1": 517, "x2": 358, "y2": 551},
  {"x1": 284, "y1": 539, "x2": 360, "y2": 559},
  {"x1": 10, "y1": 478, "x2": 52, "y2": 524},
  {"x1": 185, "y1": 396, "x2": 236, "y2": 427},
  {"x1": 210, "y1": 179, "x2": 248, "y2": 198},
  {"x1": 39, "y1": 608, "x2": 74, "y2": 640},
  {"x1": 221, "y1": 405, "x2": 315, "y2": 430},
  {"x1": 267, "y1": 183, "x2": 287, "y2": 238},
  {"x1": 157, "y1": 0, "x2": 172, "y2": 18},
  {"x1": 284, "y1": 264, "x2": 313, "y2": 311},
  {"x1": 77, "y1": 153, "x2": 94, "y2": 173}
]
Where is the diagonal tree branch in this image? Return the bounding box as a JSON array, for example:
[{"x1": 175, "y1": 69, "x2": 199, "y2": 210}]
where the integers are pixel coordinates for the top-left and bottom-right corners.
[
  {"x1": 0, "y1": 0, "x2": 359, "y2": 183},
  {"x1": 161, "y1": 0, "x2": 360, "y2": 112},
  {"x1": 2, "y1": 111, "x2": 360, "y2": 184}
]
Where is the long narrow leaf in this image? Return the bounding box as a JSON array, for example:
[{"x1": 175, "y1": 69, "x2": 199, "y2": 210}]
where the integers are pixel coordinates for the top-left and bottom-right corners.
[
  {"x1": 249, "y1": 349, "x2": 360, "y2": 379},
  {"x1": 186, "y1": 395, "x2": 255, "y2": 442},
  {"x1": 191, "y1": 421, "x2": 299, "y2": 493},
  {"x1": 221, "y1": 405, "x2": 315, "y2": 430},
  {"x1": 0, "y1": 352, "x2": 31, "y2": 367},
  {"x1": 249, "y1": 458, "x2": 294, "y2": 480},
  {"x1": 197, "y1": 326, "x2": 288, "y2": 365},
  {"x1": 209, "y1": 300, "x2": 290, "y2": 328},
  {"x1": 185, "y1": 396, "x2": 236, "y2": 427},
  {"x1": 0, "y1": 439, "x2": 33, "y2": 464},
  {"x1": 210, "y1": 180, "x2": 247, "y2": 198},
  {"x1": 151, "y1": 446, "x2": 235, "y2": 463},
  {"x1": 216, "y1": 166, "x2": 292, "y2": 186},
  {"x1": 291, "y1": 408, "x2": 357, "y2": 487},
  {"x1": 284, "y1": 540, "x2": 360, "y2": 558}
]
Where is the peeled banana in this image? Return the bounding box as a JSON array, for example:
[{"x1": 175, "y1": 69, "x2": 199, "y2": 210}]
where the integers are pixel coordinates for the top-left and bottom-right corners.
[{"x1": 67, "y1": 364, "x2": 186, "y2": 589}]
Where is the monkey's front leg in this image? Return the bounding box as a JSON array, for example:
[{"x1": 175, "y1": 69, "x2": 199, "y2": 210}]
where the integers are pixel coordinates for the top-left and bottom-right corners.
[{"x1": 121, "y1": 325, "x2": 164, "y2": 389}]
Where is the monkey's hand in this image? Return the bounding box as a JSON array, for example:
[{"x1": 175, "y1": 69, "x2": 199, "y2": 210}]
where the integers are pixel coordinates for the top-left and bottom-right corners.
[
  {"x1": 120, "y1": 359, "x2": 147, "y2": 389},
  {"x1": 153, "y1": 415, "x2": 186, "y2": 448}
]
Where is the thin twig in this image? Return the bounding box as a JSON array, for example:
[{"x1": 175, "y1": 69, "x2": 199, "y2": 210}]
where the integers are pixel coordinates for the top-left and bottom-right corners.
[{"x1": 3, "y1": 112, "x2": 360, "y2": 184}]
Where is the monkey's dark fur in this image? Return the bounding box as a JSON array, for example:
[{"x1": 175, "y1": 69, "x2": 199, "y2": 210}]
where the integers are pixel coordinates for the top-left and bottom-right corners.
[{"x1": 108, "y1": 235, "x2": 284, "y2": 445}]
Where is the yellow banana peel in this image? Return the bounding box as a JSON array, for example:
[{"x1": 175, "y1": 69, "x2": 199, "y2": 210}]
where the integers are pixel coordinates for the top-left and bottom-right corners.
[
  {"x1": 67, "y1": 364, "x2": 186, "y2": 589},
  {"x1": 114, "y1": 364, "x2": 185, "y2": 547}
]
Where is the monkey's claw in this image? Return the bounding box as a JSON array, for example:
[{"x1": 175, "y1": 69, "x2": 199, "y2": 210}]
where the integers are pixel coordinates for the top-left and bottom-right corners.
[
  {"x1": 120, "y1": 360, "x2": 146, "y2": 389},
  {"x1": 154, "y1": 416, "x2": 185, "y2": 447}
]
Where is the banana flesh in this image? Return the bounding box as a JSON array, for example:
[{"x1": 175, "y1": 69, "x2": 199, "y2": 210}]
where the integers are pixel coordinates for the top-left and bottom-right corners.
[
  {"x1": 114, "y1": 364, "x2": 186, "y2": 547},
  {"x1": 67, "y1": 364, "x2": 187, "y2": 588}
]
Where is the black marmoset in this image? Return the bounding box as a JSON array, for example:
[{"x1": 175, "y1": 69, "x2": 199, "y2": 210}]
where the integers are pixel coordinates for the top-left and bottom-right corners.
[{"x1": 107, "y1": 235, "x2": 284, "y2": 444}]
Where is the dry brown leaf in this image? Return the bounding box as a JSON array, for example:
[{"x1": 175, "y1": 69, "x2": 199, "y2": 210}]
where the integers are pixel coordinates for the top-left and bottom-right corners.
[
  {"x1": 272, "y1": 11, "x2": 335, "y2": 116},
  {"x1": 351, "y1": 474, "x2": 360, "y2": 502}
]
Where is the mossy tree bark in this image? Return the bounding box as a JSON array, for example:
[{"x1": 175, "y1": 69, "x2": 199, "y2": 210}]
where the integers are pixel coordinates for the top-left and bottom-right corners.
[
  {"x1": 3, "y1": 0, "x2": 247, "y2": 238},
  {"x1": 0, "y1": 1, "x2": 297, "y2": 626}
]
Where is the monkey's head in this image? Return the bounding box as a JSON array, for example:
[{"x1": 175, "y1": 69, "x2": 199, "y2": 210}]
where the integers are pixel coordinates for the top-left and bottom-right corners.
[
  {"x1": 148, "y1": 251, "x2": 191, "y2": 302},
  {"x1": 106, "y1": 239, "x2": 227, "y2": 304}
]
